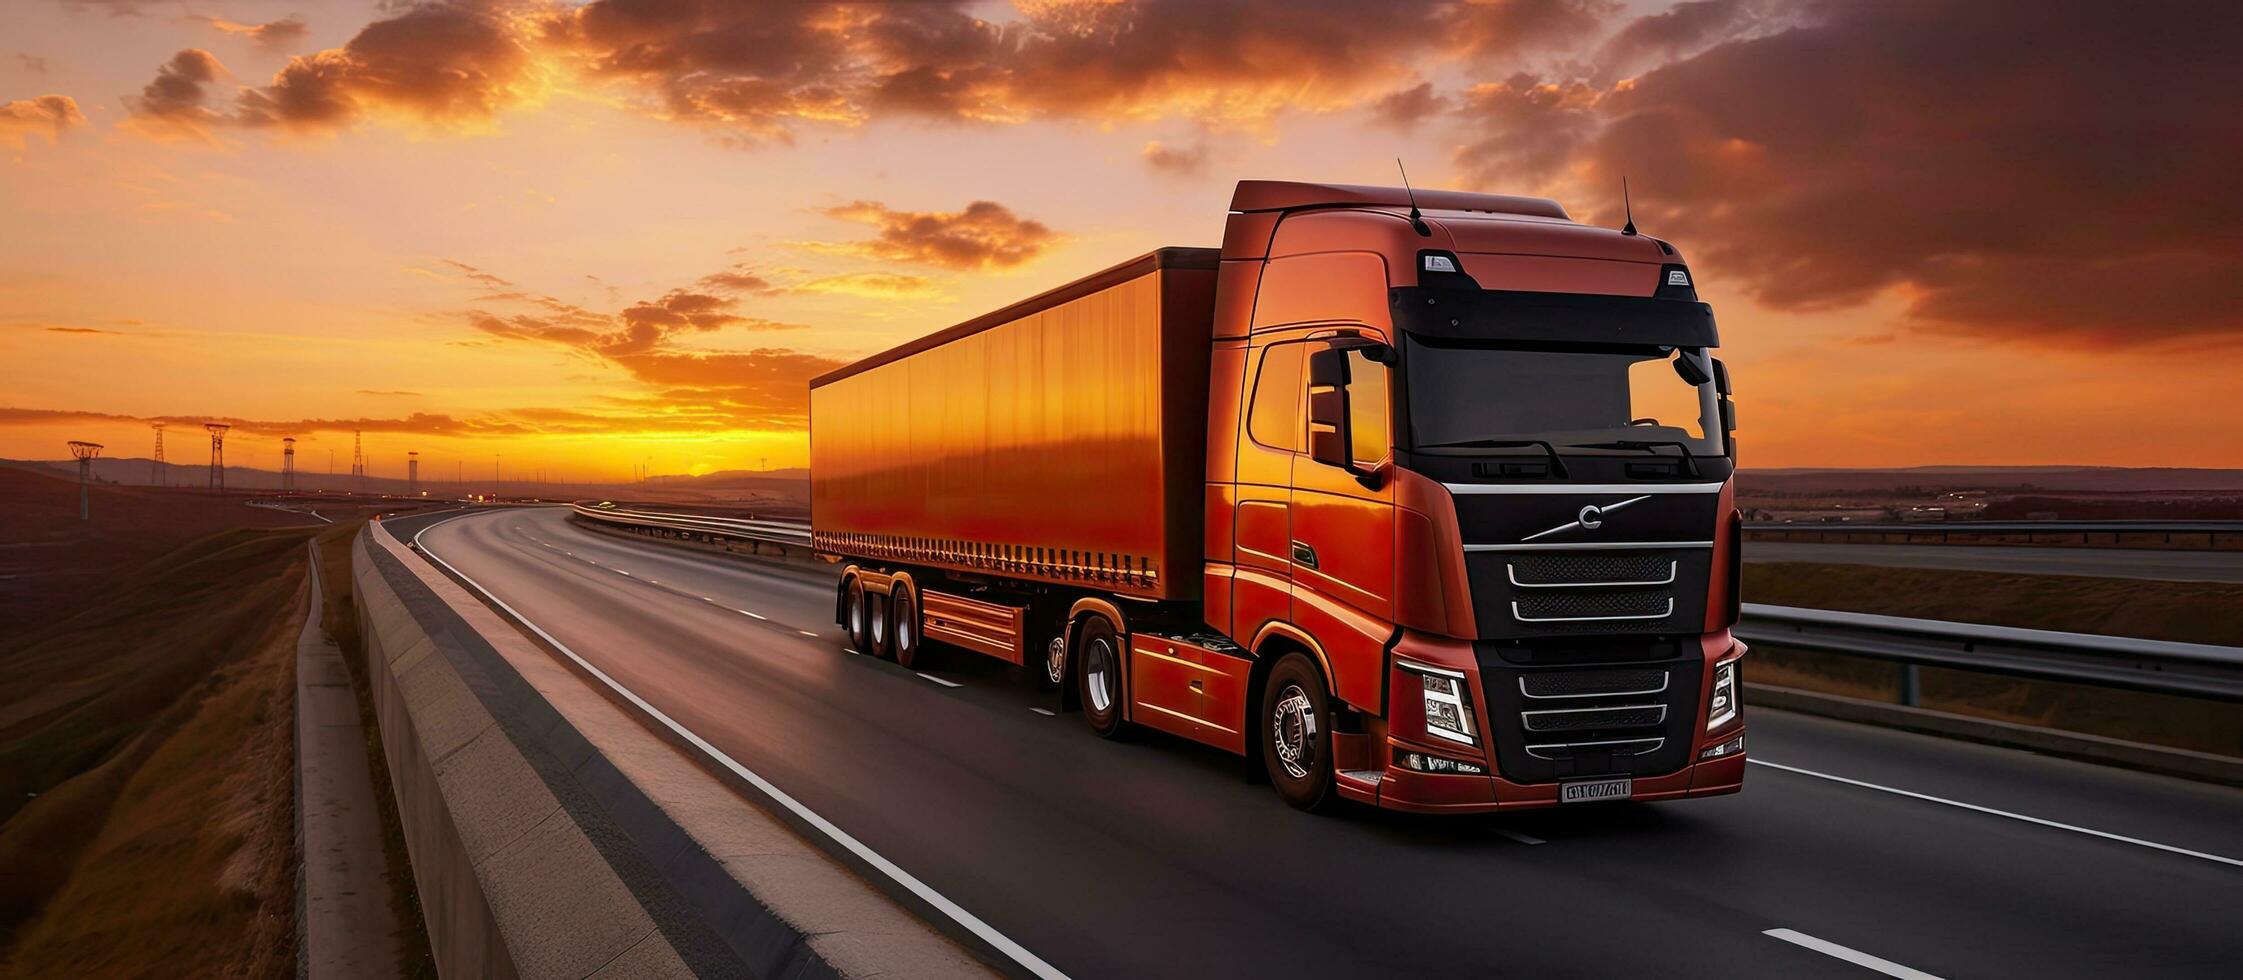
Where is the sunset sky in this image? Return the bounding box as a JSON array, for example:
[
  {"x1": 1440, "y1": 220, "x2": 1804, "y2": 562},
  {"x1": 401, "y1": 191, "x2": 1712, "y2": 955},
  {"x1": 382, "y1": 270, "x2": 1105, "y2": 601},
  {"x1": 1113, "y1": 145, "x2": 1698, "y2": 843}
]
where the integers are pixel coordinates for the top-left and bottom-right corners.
[{"x1": 3, "y1": 0, "x2": 2239, "y2": 483}]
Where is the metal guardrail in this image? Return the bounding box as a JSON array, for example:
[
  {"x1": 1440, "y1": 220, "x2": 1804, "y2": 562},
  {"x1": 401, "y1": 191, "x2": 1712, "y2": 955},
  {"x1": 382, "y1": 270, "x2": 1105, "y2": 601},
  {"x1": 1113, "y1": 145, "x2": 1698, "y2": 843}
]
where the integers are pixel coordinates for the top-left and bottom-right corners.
[
  {"x1": 1737, "y1": 603, "x2": 2243, "y2": 703},
  {"x1": 574, "y1": 502, "x2": 2243, "y2": 703},
  {"x1": 571, "y1": 501, "x2": 812, "y2": 548},
  {"x1": 1747, "y1": 520, "x2": 2242, "y2": 534}
]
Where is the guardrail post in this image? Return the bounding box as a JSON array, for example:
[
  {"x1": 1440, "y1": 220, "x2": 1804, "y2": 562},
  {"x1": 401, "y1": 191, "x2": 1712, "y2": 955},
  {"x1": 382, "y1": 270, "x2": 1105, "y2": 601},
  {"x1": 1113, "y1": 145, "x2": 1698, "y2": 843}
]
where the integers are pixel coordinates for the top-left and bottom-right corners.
[{"x1": 1899, "y1": 663, "x2": 1920, "y2": 707}]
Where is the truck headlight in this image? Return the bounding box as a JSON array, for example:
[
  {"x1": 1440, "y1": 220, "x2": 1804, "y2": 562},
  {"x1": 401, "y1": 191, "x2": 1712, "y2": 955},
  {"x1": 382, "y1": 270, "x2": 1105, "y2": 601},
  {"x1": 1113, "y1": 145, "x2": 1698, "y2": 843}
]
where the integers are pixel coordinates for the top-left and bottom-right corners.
[
  {"x1": 1707, "y1": 657, "x2": 1739, "y2": 730},
  {"x1": 1400, "y1": 660, "x2": 1477, "y2": 747}
]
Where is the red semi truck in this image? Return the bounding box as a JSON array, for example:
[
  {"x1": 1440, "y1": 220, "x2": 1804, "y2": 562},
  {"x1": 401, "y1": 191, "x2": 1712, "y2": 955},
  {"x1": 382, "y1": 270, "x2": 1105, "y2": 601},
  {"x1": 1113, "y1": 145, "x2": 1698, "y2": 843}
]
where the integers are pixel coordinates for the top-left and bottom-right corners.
[{"x1": 808, "y1": 180, "x2": 1746, "y2": 812}]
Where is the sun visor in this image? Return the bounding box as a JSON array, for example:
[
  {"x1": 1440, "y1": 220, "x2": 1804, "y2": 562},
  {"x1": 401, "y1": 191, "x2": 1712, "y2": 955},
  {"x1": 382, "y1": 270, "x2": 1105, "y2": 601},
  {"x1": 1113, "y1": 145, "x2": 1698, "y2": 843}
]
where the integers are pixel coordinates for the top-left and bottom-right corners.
[{"x1": 1389, "y1": 288, "x2": 1718, "y2": 348}]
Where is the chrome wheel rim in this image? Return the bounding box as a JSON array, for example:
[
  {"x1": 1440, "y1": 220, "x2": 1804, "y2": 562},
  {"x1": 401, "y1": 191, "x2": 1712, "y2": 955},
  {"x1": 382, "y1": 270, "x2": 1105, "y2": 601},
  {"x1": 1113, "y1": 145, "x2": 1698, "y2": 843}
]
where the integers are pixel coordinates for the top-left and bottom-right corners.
[
  {"x1": 847, "y1": 584, "x2": 864, "y2": 637},
  {"x1": 869, "y1": 597, "x2": 888, "y2": 645},
  {"x1": 1271, "y1": 683, "x2": 1317, "y2": 781},
  {"x1": 1084, "y1": 637, "x2": 1116, "y2": 714},
  {"x1": 896, "y1": 597, "x2": 913, "y2": 652},
  {"x1": 1045, "y1": 637, "x2": 1067, "y2": 686}
]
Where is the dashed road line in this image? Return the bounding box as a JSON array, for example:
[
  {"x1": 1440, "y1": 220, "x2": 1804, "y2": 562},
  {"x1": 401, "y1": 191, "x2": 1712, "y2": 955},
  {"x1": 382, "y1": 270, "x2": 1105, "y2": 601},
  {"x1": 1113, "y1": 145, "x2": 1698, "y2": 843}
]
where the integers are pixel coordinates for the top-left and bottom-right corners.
[
  {"x1": 1763, "y1": 929, "x2": 1941, "y2": 979},
  {"x1": 1494, "y1": 828, "x2": 1546, "y2": 846},
  {"x1": 1030, "y1": 707, "x2": 1056, "y2": 717},
  {"x1": 917, "y1": 673, "x2": 963, "y2": 688},
  {"x1": 797, "y1": 630, "x2": 818, "y2": 638}
]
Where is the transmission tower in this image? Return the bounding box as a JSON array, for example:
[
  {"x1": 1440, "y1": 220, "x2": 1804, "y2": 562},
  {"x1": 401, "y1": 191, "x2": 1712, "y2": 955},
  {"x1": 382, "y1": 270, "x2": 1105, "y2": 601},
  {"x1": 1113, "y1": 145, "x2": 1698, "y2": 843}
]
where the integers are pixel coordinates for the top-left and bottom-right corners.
[
  {"x1": 204, "y1": 423, "x2": 230, "y2": 490},
  {"x1": 149, "y1": 422, "x2": 166, "y2": 487},
  {"x1": 282, "y1": 437, "x2": 297, "y2": 493},
  {"x1": 408, "y1": 451, "x2": 420, "y2": 497},
  {"x1": 68, "y1": 440, "x2": 103, "y2": 520},
  {"x1": 351, "y1": 430, "x2": 365, "y2": 496}
]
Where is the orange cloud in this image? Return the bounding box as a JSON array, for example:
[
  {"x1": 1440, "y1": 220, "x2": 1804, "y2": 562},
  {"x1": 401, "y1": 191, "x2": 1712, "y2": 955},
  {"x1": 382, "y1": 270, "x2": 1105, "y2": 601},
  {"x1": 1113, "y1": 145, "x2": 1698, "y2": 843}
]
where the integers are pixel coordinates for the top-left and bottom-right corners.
[
  {"x1": 812, "y1": 199, "x2": 1059, "y2": 270},
  {"x1": 199, "y1": 15, "x2": 311, "y2": 49},
  {"x1": 0, "y1": 94, "x2": 85, "y2": 147},
  {"x1": 1142, "y1": 140, "x2": 1208, "y2": 174}
]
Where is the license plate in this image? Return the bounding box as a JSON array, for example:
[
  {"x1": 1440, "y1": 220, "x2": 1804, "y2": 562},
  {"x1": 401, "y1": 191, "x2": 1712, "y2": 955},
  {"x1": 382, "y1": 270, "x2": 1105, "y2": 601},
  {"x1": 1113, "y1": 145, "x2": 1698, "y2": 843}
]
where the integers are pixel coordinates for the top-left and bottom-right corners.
[{"x1": 1560, "y1": 777, "x2": 1632, "y2": 804}]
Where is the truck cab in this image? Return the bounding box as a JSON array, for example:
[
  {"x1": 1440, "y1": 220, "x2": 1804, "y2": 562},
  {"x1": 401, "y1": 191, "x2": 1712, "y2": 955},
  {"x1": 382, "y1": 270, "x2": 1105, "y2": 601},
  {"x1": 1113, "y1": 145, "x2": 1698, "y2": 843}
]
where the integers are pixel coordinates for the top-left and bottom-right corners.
[{"x1": 1202, "y1": 181, "x2": 1747, "y2": 811}]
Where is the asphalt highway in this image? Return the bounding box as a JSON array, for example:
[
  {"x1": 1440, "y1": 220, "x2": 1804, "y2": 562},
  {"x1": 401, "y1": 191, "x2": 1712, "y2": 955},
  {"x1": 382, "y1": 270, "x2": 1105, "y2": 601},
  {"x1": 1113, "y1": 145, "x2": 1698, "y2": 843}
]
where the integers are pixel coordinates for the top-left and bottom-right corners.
[
  {"x1": 399, "y1": 508, "x2": 2243, "y2": 979},
  {"x1": 1746, "y1": 541, "x2": 2243, "y2": 582}
]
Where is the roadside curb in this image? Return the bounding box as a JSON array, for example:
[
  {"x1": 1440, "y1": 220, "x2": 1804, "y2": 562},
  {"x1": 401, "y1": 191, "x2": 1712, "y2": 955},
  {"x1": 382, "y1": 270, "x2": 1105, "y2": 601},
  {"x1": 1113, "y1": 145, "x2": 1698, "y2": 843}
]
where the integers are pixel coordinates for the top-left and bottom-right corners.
[
  {"x1": 1747, "y1": 682, "x2": 2243, "y2": 787},
  {"x1": 356, "y1": 518, "x2": 992, "y2": 979}
]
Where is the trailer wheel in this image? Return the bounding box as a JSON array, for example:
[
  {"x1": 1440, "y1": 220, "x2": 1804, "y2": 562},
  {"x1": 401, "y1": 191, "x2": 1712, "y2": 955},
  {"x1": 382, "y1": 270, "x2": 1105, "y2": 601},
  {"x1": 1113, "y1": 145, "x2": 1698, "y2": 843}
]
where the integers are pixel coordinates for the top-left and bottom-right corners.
[
  {"x1": 1076, "y1": 617, "x2": 1128, "y2": 739},
  {"x1": 844, "y1": 576, "x2": 871, "y2": 652},
  {"x1": 1261, "y1": 654, "x2": 1337, "y2": 812},
  {"x1": 866, "y1": 588, "x2": 895, "y2": 659},
  {"x1": 891, "y1": 585, "x2": 925, "y2": 668}
]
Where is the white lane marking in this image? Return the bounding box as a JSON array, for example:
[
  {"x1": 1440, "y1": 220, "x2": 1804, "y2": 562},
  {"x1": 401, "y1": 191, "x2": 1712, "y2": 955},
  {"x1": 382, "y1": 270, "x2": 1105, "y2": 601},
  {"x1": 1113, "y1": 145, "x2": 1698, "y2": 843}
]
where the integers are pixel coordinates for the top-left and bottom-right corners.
[
  {"x1": 1030, "y1": 707, "x2": 1056, "y2": 717},
  {"x1": 797, "y1": 630, "x2": 818, "y2": 638},
  {"x1": 1494, "y1": 828, "x2": 1545, "y2": 846},
  {"x1": 616, "y1": 569, "x2": 631, "y2": 576},
  {"x1": 917, "y1": 672, "x2": 963, "y2": 688},
  {"x1": 408, "y1": 516, "x2": 1072, "y2": 980},
  {"x1": 737, "y1": 609, "x2": 768, "y2": 621},
  {"x1": 1763, "y1": 928, "x2": 1941, "y2": 980},
  {"x1": 701, "y1": 596, "x2": 714, "y2": 602},
  {"x1": 1750, "y1": 759, "x2": 2243, "y2": 868}
]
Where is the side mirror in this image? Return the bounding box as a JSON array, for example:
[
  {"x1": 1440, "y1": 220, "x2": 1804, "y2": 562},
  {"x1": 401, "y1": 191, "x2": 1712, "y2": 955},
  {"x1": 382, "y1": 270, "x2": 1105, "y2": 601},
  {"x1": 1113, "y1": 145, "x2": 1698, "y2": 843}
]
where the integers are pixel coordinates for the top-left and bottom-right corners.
[
  {"x1": 1306, "y1": 348, "x2": 1352, "y2": 470},
  {"x1": 1672, "y1": 348, "x2": 1712, "y2": 387}
]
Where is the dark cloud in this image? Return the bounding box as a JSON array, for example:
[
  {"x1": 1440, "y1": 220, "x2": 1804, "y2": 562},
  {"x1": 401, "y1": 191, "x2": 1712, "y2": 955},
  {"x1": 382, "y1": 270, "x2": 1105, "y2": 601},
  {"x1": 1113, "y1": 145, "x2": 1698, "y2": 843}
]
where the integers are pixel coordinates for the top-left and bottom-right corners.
[
  {"x1": 45, "y1": 326, "x2": 124, "y2": 335},
  {"x1": 1589, "y1": 0, "x2": 1765, "y2": 83},
  {"x1": 126, "y1": 48, "x2": 228, "y2": 134},
  {"x1": 200, "y1": 15, "x2": 312, "y2": 49},
  {"x1": 0, "y1": 405, "x2": 535, "y2": 438},
  {"x1": 1141, "y1": 139, "x2": 1207, "y2": 174},
  {"x1": 1446, "y1": 0, "x2": 2243, "y2": 348},
  {"x1": 17, "y1": 55, "x2": 51, "y2": 74},
  {"x1": 1371, "y1": 82, "x2": 1448, "y2": 128},
  {"x1": 0, "y1": 94, "x2": 85, "y2": 147},
  {"x1": 814, "y1": 199, "x2": 1059, "y2": 269},
  {"x1": 233, "y1": 2, "x2": 532, "y2": 131},
  {"x1": 542, "y1": 0, "x2": 1612, "y2": 141},
  {"x1": 698, "y1": 267, "x2": 778, "y2": 294}
]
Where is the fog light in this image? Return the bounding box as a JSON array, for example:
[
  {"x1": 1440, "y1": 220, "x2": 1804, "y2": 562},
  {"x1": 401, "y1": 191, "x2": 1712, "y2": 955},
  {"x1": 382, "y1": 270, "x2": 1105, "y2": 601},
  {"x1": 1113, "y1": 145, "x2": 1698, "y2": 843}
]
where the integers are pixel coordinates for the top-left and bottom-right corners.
[
  {"x1": 1699, "y1": 734, "x2": 1745, "y2": 760},
  {"x1": 1707, "y1": 657, "x2": 1739, "y2": 730},
  {"x1": 1398, "y1": 750, "x2": 1488, "y2": 776}
]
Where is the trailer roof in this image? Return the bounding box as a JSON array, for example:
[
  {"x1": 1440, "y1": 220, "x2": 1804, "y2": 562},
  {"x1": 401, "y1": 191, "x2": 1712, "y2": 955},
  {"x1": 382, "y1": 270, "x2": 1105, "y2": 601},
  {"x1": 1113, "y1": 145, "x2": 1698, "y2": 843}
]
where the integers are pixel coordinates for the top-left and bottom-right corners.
[
  {"x1": 1230, "y1": 180, "x2": 1568, "y2": 220},
  {"x1": 809, "y1": 246, "x2": 1219, "y2": 388}
]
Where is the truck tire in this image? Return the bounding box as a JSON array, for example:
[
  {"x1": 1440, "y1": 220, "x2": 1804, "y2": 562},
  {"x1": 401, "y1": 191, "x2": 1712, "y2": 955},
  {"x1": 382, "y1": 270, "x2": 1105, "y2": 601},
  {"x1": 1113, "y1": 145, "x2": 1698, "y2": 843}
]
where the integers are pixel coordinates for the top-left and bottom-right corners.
[
  {"x1": 1076, "y1": 617, "x2": 1128, "y2": 739},
  {"x1": 891, "y1": 585, "x2": 925, "y2": 668},
  {"x1": 866, "y1": 588, "x2": 895, "y2": 660},
  {"x1": 1261, "y1": 654, "x2": 1337, "y2": 812},
  {"x1": 844, "y1": 576, "x2": 872, "y2": 652}
]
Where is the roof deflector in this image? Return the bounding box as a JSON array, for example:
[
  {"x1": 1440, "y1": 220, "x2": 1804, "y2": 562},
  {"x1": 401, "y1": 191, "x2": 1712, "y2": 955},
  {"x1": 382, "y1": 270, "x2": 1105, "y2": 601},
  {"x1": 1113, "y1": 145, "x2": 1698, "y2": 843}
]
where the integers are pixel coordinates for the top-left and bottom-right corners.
[{"x1": 1229, "y1": 180, "x2": 1569, "y2": 220}]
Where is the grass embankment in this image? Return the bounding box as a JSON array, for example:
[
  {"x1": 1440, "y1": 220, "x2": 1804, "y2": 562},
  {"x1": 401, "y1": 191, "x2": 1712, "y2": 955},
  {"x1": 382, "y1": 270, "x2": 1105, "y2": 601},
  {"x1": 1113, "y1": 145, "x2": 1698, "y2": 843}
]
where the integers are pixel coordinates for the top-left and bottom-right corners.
[
  {"x1": 313, "y1": 529, "x2": 436, "y2": 980},
  {"x1": 1745, "y1": 562, "x2": 2243, "y2": 757},
  {"x1": 0, "y1": 525, "x2": 321, "y2": 975}
]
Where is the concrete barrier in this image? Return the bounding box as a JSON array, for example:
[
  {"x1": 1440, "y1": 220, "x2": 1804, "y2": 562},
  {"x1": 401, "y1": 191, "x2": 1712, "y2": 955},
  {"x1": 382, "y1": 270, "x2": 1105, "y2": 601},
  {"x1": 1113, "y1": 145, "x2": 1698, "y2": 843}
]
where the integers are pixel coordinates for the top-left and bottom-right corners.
[{"x1": 354, "y1": 521, "x2": 990, "y2": 979}]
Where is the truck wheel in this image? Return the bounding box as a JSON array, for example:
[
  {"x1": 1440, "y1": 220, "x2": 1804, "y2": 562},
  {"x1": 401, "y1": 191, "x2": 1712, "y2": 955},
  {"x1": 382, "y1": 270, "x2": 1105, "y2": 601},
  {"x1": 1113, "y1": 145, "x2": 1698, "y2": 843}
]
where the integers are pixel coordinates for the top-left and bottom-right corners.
[
  {"x1": 1262, "y1": 654, "x2": 1337, "y2": 812},
  {"x1": 866, "y1": 589, "x2": 895, "y2": 660},
  {"x1": 1076, "y1": 617, "x2": 1128, "y2": 739},
  {"x1": 891, "y1": 586, "x2": 925, "y2": 668},
  {"x1": 844, "y1": 577, "x2": 871, "y2": 652}
]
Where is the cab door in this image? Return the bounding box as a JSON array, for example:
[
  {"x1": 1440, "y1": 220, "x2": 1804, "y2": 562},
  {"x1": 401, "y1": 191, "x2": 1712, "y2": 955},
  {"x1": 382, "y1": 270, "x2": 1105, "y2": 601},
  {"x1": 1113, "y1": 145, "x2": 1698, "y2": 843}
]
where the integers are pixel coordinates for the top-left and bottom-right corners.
[
  {"x1": 1289, "y1": 342, "x2": 1396, "y2": 711},
  {"x1": 1230, "y1": 341, "x2": 1306, "y2": 642}
]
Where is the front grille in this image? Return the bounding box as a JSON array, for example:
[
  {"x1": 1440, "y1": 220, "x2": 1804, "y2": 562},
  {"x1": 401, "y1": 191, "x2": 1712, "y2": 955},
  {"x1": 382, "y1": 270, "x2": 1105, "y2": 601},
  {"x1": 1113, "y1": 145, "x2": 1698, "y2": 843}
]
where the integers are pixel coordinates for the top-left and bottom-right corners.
[
  {"x1": 1522, "y1": 668, "x2": 1667, "y2": 698},
  {"x1": 1481, "y1": 655, "x2": 1701, "y2": 784},
  {"x1": 1508, "y1": 554, "x2": 1675, "y2": 587},
  {"x1": 1512, "y1": 589, "x2": 1673, "y2": 622},
  {"x1": 1522, "y1": 704, "x2": 1667, "y2": 733}
]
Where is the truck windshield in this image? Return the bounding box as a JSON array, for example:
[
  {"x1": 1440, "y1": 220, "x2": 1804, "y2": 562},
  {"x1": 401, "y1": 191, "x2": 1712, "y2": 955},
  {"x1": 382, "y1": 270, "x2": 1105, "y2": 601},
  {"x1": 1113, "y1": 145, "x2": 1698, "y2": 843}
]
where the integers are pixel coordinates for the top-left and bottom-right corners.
[{"x1": 1403, "y1": 335, "x2": 1724, "y2": 457}]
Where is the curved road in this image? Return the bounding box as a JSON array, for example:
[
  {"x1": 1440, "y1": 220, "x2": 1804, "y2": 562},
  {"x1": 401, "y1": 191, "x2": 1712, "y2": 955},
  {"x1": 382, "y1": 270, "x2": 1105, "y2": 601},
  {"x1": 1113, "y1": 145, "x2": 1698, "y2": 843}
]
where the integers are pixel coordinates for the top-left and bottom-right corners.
[{"x1": 402, "y1": 508, "x2": 2243, "y2": 979}]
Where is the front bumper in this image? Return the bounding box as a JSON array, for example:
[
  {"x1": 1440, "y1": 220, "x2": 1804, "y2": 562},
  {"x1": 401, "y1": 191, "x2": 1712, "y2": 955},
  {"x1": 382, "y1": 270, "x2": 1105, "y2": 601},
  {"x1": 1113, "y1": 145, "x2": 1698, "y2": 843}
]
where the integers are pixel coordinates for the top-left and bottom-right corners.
[
  {"x1": 1353, "y1": 736, "x2": 1746, "y2": 813},
  {"x1": 1346, "y1": 628, "x2": 1746, "y2": 813}
]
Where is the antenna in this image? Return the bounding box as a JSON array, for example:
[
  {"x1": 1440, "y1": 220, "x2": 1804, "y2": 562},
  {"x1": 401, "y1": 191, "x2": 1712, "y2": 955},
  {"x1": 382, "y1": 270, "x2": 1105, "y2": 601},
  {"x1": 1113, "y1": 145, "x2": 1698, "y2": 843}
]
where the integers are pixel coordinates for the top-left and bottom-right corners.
[
  {"x1": 149, "y1": 422, "x2": 166, "y2": 487},
  {"x1": 1396, "y1": 158, "x2": 1432, "y2": 237},
  {"x1": 1621, "y1": 175, "x2": 1638, "y2": 236}
]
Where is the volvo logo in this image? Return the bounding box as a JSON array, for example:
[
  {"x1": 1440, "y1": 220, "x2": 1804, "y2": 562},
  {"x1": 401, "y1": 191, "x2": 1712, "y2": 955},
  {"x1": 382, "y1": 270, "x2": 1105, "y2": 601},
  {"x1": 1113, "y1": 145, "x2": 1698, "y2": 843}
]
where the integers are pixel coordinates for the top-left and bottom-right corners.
[{"x1": 1524, "y1": 495, "x2": 1652, "y2": 542}]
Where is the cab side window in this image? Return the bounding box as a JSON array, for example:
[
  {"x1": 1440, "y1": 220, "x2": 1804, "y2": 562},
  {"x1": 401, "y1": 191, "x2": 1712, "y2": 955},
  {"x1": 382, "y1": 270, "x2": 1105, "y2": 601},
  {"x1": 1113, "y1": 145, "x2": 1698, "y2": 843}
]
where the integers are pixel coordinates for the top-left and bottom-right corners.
[{"x1": 1247, "y1": 343, "x2": 1305, "y2": 452}]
